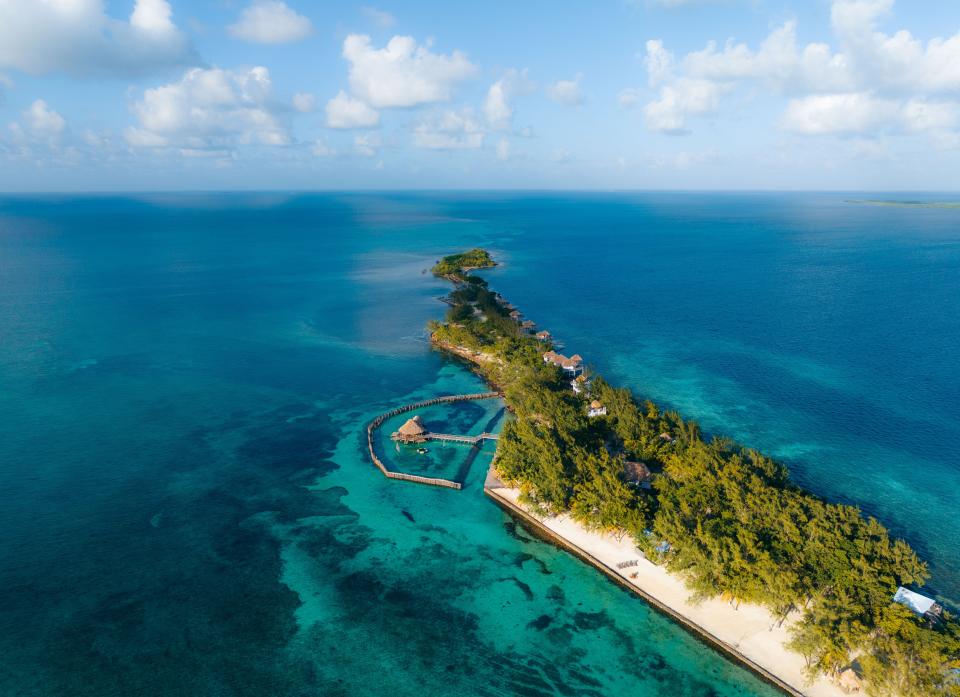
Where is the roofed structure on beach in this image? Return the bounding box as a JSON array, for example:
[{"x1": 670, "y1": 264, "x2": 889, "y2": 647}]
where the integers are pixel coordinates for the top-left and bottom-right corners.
[
  {"x1": 837, "y1": 668, "x2": 862, "y2": 694},
  {"x1": 837, "y1": 668, "x2": 863, "y2": 695},
  {"x1": 543, "y1": 350, "x2": 584, "y2": 375},
  {"x1": 520, "y1": 320, "x2": 536, "y2": 330},
  {"x1": 509, "y1": 310, "x2": 521, "y2": 320},
  {"x1": 535, "y1": 331, "x2": 551, "y2": 341},
  {"x1": 392, "y1": 415, "x2": 428, "y2": 442},
  {"x1": 893, "y1": 586, "x2": 943, "y2": 619}
]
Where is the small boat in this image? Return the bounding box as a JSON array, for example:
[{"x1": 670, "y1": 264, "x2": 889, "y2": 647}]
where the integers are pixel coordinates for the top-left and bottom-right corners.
[{"x1": 416, "y1": 447, "x2": 429, "y2": 454}]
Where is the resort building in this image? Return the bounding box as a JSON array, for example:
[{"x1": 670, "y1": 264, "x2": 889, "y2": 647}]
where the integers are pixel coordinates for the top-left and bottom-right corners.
[
  {"x1": 509, "y1": 310, "x2": 521, "y2": 321},
  {"x1": 392, "y1": 415, "x2": 428, "y2": 443},
  {"x1": 535, "y1": 331, "x2": 551, "y2": 342},
  {"x1": 543, "y1": 350, "x2": 584, "y2": 376},
  {"x1": 570, "y1": 374, "x2": 590, "y2": 394},
  {"x1": 588, "y1": 400, "x2": 607, "y2": 418},
  {"x1": 520, "y1": 320, "x2": 537, "y2": 332},
  {"x1": 893, "y1": 586, "x2": 943, "y2": 620}
]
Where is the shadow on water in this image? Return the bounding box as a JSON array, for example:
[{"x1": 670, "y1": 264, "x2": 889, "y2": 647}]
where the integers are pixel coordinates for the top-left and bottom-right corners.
[{"x1": 453, "y1": 406, "x2": 506, "y2": 486}]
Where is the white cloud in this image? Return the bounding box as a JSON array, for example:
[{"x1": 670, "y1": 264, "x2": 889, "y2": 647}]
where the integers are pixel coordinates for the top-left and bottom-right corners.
[
  {"x1": 634, "y1": 0, "x2": 960, "y2": 140},
  {"x1": 83, "y1": 129, "x2": 109, "y2": 148},
  {"x1": 781, "y1": 93, "x2": 899, "y2": 135},
  {"x1": 325, "y1": 90, "x2": 380, "y2": 129},
  {"x1": 125, "y1": 67, "x2": 289, "y2": 151},
  {"x1": 496, "y1": 138, "x2": 511, "y2": 161},
  {"x1": 644, "y1": 78, "x2": 727, "y2": 133},
  {"x1": 484, "y1": 68, "x2": 535, "y2": 130},
  {"x1": 782, "y1": 92, "x2": 959, "y2": 137},
  {"x1": 228, "y1": 1, "x2": 313, "y2": 45},
  {"x1": 342, "y1": 34, "x2": 477, "y2": 108},
  {"x1": 25, "y1": 100, "x2": 66, "y2": 136},
  {"x1": 645, "y1": 40, "x2": 674, "y2": 86},
  {"x1": 548, "y1": 74, "x2": 583, "y2": 106},
  {"x1": 361, "y1": 6, "x2": 396, "y2": 28},
  {"x1": 682, "y1": 22, "x2": 854, "y2": 94},
  {"x1": 413, "y1": 109, "x2": 485, "y2": 150},
  {"x1": 292, "y1": 92, "x2": 316, "y2": 113},
  {"x1": 354, "y1": 132, "x2": 381, "y2": 156},
  {"x1": 830, "y1": 0, "x2": 960, "y2": 93},
  {"x1": 0, "y1": 0, "x2": 194, "y2": 77}
]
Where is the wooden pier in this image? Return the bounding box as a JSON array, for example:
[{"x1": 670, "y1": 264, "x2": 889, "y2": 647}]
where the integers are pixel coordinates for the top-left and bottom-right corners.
[
  {"x1": 424, "y1": 431, "x2": 499, "y2": 444},
  {"x1": 366, "y1": 392, "x2": 502, "y2": 490}
]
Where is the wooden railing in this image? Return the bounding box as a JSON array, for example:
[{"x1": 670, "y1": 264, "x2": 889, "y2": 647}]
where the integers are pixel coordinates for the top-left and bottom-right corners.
[{"x1": 366, "y1": 392, "x2": 502, "y2": 490}]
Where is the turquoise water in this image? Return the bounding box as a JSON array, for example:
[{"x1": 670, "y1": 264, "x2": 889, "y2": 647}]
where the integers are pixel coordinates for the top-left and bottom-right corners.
[{"x1": 0, "y1": 192, "x2": 957, "y2": 696}]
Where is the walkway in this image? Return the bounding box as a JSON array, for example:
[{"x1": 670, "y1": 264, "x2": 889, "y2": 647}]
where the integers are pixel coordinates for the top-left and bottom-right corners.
[
  {"x1": 423, "y1": 432, "x2": 499, "y2": 444},
  {"x1": 366, "y1": 392, "x2": 502, "y2": 490}
]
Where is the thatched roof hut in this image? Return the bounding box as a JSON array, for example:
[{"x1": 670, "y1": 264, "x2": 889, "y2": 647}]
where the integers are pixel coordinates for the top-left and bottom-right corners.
[
  {"x1": 392, "y1": 415, "x2": 428, "y2": 442},
  {"x1": 588, "y1": 400, "x2": 607, "y2": 417}
]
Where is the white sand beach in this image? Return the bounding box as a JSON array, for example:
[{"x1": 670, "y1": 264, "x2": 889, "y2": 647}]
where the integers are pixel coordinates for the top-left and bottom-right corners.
[{"x1": 487, "y1": 485, "x2": 851, "y2": 697}]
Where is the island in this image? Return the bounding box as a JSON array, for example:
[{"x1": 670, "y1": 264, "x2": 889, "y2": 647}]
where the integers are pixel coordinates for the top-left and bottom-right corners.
[
  {"x1": 430, "y1": 247, "x2": 497, "y2": 280},
  {"x1": 424, "y1": 249, "x2": 960, "y2": 697}
]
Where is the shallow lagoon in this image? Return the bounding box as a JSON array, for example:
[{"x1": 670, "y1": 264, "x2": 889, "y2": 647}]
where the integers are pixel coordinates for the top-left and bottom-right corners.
[{"x1": 1, "y1": 192, "x2": 957, "y2": 695}]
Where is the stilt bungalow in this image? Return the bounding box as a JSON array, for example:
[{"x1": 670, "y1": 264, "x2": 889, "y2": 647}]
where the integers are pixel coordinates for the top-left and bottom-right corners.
[
  {"x1": 535, "y1": 331, "x2": 551, "y2": 342},
  {"x1": 392, "y1": 415, "x2": 428, "y2": 443}
]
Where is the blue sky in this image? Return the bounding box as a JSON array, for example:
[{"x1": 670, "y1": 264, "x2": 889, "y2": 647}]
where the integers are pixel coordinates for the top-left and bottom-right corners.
[{"x1": 1, "y1": 0, "x2": 958, "y2": 191}]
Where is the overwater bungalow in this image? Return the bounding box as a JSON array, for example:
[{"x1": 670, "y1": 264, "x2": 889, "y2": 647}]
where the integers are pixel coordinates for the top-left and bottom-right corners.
[
  {"x1": 893, "y1": 586, "x2": 943, "y2": 621},
  {"x1": 392, "y1": 415, "x2": 428, "y2": 443},
  {"x1": 535, "y1": 330, "x2": 551, "y2": 341},
  {"x1": 520, "y1": 319, "x2": 537, "y2": 332},
  {"x1": 588, "y1": 400, "x2": 607, "y2": 418}
]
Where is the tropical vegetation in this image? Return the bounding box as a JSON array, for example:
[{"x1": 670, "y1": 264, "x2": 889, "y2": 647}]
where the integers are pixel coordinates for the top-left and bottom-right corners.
[
  {"x1": 431, "y1": 248, "x2": 496, "y2": 279},
  {"x1": 429, "y1": 249, "x2": 960, "y2": 697}
]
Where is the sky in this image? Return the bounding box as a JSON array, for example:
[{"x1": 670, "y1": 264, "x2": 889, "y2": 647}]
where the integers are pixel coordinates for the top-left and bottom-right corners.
[{"x1": 0, "y1": 0, "x2": 959, "y2": 191}]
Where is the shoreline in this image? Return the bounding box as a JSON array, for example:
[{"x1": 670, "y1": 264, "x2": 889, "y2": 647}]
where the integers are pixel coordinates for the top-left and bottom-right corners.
[
  {"x1": 430, "y1": 334, "x2": 849, "y2": 696},
  {"x1": 483, "y1": 480, "x2": 850, "y2": 697}
]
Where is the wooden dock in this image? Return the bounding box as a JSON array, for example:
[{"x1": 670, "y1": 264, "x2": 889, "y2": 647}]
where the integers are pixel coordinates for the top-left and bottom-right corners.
[
  {"x1": 366, "y1": 392, "x2": 502, "y2": 490},
  {"x1": 424, "y1": 432, "x2": 499, "y2": 444}
]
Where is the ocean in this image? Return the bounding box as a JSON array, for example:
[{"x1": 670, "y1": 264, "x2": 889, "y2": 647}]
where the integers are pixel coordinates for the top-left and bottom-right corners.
[{"x1": 0, "y1": 192, "x2": 957, "y2": 696}]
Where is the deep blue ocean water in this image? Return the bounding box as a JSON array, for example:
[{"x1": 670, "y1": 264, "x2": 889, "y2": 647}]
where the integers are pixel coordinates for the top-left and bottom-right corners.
[{"x1": 0, "y1": 192, "x2": 957, "y2": 696}]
